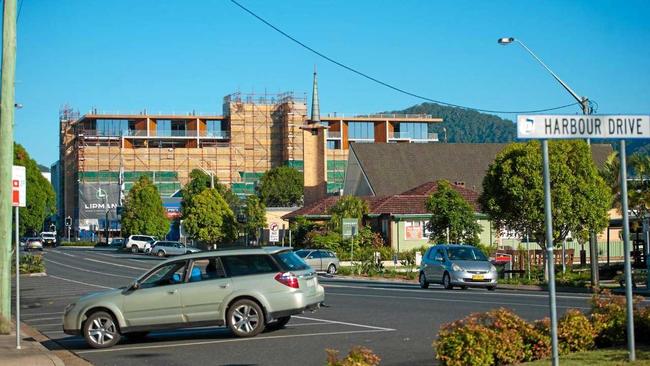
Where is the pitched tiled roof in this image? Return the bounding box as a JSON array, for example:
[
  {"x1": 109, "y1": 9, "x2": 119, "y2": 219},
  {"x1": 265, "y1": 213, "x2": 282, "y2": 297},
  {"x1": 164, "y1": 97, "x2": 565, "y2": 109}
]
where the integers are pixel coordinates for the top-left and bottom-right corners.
[
  {"x1": 349, "y1": 143, "x2": 613, "y2": 195},
  {"x1": 282, "y1": 181, "x2": 480, "y2": 219}
]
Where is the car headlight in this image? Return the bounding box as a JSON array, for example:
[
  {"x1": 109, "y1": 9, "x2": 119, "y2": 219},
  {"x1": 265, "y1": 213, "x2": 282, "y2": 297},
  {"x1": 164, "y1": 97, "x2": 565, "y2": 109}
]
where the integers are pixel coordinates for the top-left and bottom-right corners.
[
  {"x1": 452, "y1": 263, "x2": 463, "y2": 272},
  {"x1": 490, "y1": 265, "x2": 497, "y2": 272}
]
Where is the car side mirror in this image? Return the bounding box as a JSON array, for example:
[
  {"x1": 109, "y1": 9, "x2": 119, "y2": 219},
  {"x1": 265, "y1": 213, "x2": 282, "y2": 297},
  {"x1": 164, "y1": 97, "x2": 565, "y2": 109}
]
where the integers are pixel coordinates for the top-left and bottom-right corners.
[
  {"x1": 307, "y1": 255, "x2": 313, "y2": 259},
  {"x1": 435, "y1": 256, "x2": 444, "y2": 262},
  {"x1": 130, "y1": 281, "x2": 140, "y2": 291}
]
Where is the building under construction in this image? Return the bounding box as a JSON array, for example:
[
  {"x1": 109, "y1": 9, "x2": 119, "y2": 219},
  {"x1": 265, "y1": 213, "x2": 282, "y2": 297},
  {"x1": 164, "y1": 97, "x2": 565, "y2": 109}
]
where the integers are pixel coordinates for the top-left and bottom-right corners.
[{"x1": 55, "y1": 75, "x2": 441, "y2": 238}]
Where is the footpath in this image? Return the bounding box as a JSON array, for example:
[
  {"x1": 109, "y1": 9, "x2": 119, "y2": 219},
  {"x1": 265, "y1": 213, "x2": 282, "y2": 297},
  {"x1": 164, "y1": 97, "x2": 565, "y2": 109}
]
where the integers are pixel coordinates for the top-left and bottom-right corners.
[{"x1": 0, "y1": 321, "x2": 91, "y2": 366}]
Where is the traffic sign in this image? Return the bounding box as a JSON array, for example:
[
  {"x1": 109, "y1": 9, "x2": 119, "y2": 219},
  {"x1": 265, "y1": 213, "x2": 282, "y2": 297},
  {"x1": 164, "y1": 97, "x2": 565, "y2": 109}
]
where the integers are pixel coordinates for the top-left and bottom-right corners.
[
  {"x1": 518, "y1": 115, "x2": 650, "y2": 139},
  {"x1": 342, "y1": 218, "x2": 358, "y2": 239},
  {"x1": 11, "y1": 166, "x2": 26, "y2": 207},
  {"x1": 269, "y1": 222, "x2": 280, "y2": 243}
]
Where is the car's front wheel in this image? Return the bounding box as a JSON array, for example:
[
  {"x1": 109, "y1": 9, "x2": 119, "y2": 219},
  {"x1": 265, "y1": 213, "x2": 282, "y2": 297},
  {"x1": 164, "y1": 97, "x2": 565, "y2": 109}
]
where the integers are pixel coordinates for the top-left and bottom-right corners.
[
  {"x1": 227, "y1": 299, "x2": 265, "y2": 337},
  {"x1": 442, "y1": 272, "x2": 453, "y2": 290},
  {"x1": 419, "y1": 272, "x2": 429, "y2": 289},
  {"x1": 83, "y1": 311, "x2": 121, "y2": 349},
  {"x1": 326, "y1": 264, "x2": 337, "y2": 275}
]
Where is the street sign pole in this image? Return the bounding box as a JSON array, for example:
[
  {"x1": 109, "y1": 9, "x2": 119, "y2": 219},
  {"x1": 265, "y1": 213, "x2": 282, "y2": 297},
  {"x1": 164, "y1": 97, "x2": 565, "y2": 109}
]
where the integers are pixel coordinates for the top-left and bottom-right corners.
[
  {"x1": 619, "y1": 139, "x2": 636, "y2": 361},
  {"x1": 14, "y1": 206, "x2": 19, "y2": 349},
  {"x1": 542, "y1": 140, "x2": 559, "y2": 366}
]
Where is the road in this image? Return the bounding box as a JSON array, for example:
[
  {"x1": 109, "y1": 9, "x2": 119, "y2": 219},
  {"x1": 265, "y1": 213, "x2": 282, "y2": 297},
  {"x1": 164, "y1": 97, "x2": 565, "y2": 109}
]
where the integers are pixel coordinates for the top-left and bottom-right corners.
[{"x1": 13, "y1": 247, "x2": 606, "y2": 366}]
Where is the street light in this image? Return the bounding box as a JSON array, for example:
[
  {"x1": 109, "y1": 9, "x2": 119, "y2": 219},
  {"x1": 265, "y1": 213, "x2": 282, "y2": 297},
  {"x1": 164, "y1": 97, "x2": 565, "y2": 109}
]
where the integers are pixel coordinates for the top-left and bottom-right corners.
[{"x1": 498, "y1": 37, "x2": 590, "y2": 115}]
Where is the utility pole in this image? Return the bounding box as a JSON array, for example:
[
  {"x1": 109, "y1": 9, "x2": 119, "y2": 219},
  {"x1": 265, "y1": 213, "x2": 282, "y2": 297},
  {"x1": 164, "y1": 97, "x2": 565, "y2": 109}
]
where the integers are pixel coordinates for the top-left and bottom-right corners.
[{"x1": 0, "y1": 0, "x2": 17, "y2": 321}]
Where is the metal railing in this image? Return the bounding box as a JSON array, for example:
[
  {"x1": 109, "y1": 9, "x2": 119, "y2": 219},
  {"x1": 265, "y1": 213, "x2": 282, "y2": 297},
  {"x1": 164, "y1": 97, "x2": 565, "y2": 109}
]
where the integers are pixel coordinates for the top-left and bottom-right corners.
[
  {"x1": 324, "y1": 112, "x2": 433, "y2": 119},
  {"x1": 388, "y1": 132, "x2": 439, "y2": 140},
  {"x1": 326, "y1": 131, "x2": 342, "y2": 139}
]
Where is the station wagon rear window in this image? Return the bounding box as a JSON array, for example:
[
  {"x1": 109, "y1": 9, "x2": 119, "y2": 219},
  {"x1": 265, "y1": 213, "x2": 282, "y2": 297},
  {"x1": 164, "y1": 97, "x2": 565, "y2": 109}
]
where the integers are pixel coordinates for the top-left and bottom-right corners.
[{"x1": 273, "y1": 250, "x2": 309, "y2": 271}]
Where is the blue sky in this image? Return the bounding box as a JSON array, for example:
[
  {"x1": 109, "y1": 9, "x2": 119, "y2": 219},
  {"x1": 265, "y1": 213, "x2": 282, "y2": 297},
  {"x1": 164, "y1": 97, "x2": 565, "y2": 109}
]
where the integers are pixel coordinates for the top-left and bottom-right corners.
[{"x1": 9, "y1": 0, "x2": 650, "y2": 165}]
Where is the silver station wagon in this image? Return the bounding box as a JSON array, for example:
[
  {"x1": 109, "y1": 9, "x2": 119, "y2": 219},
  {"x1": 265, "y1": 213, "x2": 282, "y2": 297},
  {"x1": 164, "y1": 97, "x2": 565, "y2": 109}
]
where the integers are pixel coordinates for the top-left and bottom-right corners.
[
  {"x1": 63, "y1": 247, "x2": 325, "y2": 348},
  {"x1": 419, "y1": 244, "x2": 498, "y2": 291}
]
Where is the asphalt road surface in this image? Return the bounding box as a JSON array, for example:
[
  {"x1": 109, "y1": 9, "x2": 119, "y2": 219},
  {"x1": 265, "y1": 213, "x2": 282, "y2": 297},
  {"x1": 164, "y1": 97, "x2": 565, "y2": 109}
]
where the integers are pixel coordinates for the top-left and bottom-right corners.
[{"x1": 12, "y1": 247, "x2": 615, "y2": 366}]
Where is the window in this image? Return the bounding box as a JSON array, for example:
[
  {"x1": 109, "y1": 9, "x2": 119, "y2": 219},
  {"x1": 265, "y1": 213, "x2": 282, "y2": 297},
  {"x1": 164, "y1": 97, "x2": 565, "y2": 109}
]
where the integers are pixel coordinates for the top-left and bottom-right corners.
[
  {"x1": 221, "y1": 255, "x2": 279, "y2": 277},
  {"x1": 206, "y1": 120, "x2": 226, "y2": 138},
  {"x1": 171, "y1": 120, "x2": 187, "y2": 136},
  {"x1": 327, "y1": 140, "x2": 341, "y2": 150},
  {"x1": 190, "y1": 258, "x2": 227, "y2": 280},
  {"x1": 295, "y1": 250, "x2": 309, "y2": 258},
  {"x1": 347, "y1": 122, "x2": 375, "y2": 140},
  {"x1": 95, "y1": 119, "x2": 132, "y2": 136},
  {"x1": 427, "y1": 248, "x2": 438, "y2": 260},
  {"x1": 308, "y1": 251, "x2": 322, "y2": 259},
  {"x1": 140, "y1": 261, "x2": 188, "y2": 288},
  {"x1": 157, "y1": 120, "x2": 171, "y2": 136},
  {"x1": 273, "y1": 251, "x2": 309, "y2": 271},
  {"x1": 394, "y1": 122, "x2": 429, "y2": 140},
  {"x1": 447, "y1": 247, "x2": 488, "y2": 261}
]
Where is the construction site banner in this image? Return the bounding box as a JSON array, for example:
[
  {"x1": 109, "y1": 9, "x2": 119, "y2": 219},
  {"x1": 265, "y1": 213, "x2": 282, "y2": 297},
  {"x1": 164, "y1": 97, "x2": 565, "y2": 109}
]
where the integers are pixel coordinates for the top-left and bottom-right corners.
[{"x1": 79, "y1": 183, "x2": 120, "y2": 220}]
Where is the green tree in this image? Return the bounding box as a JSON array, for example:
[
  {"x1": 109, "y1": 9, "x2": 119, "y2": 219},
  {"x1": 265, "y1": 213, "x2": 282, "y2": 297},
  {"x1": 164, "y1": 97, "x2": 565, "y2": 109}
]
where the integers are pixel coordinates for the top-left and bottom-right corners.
[
  {"x1": 257, "y1": 166, "x2": 303, "y2": 207},
  {"x1": 327, "y1": 195, "x2": 369, "y2": 232},
  {"x1": 426, "y1": 180, "x2": 481, "y2": 245},
  {"x1": 13, "y1": 144, "x2": 56, "y2": 236},
  {"x1": 241, "y1": 195, "x2": 266, "y2": 239},
  {"x1": 183, "y1": 188, "x2": 237, "y2": 246},
  {"x1": 480, "y1": 140, "x2": 611, "y2": 249},
  {"x1": 181, "y1": 169, "x2": 240, "y2": 213},
  {"x1": 121, "y1": 176, "x2": 169, "y2": 239}
]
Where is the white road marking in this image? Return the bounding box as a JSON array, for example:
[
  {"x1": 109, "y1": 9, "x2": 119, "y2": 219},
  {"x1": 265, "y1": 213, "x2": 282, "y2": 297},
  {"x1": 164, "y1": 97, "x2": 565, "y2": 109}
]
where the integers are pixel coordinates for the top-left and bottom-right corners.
[
  {"x1": 48, "y1": 274, "x2": 112, "y2": 289},
  {"x1": 326, "y1": 292, "x2": 590, "y2": 309},
  {"x1": 84, "y1": 257, "x2": 147, "y2": 271},
  {"x1": 294, "y1": 316, "x2": 395, "y2": 331},
  {"x1": 76, "y1": 329, "x2": 393, "y2": 354},
  {"x1": 286, "y1": 322, "x2": 328, "y2": 327},
  {"x1": 322, "y1": 283, "x2": 594, "y2": 301},
  {"x1": 46, "y1": 259, "x2": 134, "y2": 279},
  {"x1": 50, "y1": 250, "x2": 76, "y2": 258},
  {"x1": 23, "y1": 317, "x2": 61, "y2": 322},
  {"x1": 22, "y1": 312, "x2": 64, "y2": 317}
]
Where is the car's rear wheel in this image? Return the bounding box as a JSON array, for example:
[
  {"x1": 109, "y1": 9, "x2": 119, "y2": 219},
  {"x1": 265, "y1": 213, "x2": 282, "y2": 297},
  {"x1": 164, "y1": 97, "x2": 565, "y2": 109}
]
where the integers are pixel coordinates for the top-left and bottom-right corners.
[
  {"x1": 266, "y1": 316, "x2": 291, "y2": 331},
  {"x1": 443, "y1": 272, "x2": 453, "y2": 290},
  {"x1": 130, "y1": 245, "x2": 139, "y2": 253},
  {"x1": 83, "y1": 311, "x2": 121, "y2": 349},
  {"x1": 326, "y1": 264, "x2": 337, "y2": 275},
  {"x1": 419, "y1": 272, "x2": 429, "y2": 289},
  {"x1": 487, "y1": 286, "x2": 497, "y2": 291},
  {"x1": 157, "y1": 250, "x2": 165, "y2": 257},
  {"x1": 227, "y1": 299, "x2": 265, "y2": 337},
  {"x1": 460, "y1": 286, "x2": 468, "y2": 290}
]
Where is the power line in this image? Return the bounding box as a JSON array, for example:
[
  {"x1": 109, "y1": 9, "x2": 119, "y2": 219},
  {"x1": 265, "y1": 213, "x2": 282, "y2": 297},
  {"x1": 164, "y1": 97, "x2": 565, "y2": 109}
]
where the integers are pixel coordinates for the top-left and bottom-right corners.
[{"x1": 229, "y1": 0, "x2": 580, "y2": 115}]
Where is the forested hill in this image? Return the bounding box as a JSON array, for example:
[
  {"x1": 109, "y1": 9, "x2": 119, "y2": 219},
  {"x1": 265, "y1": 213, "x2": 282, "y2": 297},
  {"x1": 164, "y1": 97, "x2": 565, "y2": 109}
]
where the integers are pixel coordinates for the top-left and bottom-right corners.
[
  {"x1": 392, "y1": 102, "x2": 650, "y2": 154},
  {"x1": 390, "y1": 102, "x2": 516, "y2": 143}
]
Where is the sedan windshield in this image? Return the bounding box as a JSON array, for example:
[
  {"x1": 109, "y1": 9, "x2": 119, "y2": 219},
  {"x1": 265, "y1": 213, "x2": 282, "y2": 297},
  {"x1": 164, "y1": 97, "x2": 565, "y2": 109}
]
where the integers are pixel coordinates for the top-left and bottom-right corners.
[
  {"x1": 294, "y1": 250, "x2": 309, "y2": 258},
  {"x1": 447, "y1": 247, "x2": 488, "y2": 261}
]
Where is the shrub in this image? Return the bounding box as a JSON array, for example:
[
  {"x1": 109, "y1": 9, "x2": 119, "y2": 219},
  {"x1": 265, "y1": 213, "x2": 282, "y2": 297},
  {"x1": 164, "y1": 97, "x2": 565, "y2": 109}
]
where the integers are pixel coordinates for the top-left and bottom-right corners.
[
  {"x1": 479, "y1": 308, "x2": 550, "y2": 362},
  {"x1": 635, "y1": 306, "x2": 650, "y2": 344},
  {"x1": 557, "y1": 309, "x2": 595, "y2": 354},
  {"x1": 326, "y1": 346, "x2": 381, "y2": 366},
  {"x1": 435, "y1": 314, "x2": 497, "y2": 366},
  {"x1": 12, "y1": 253, "x2": 45, "y2": 274},
  {"x1": 590, "y1": 289, "x2": 643, "y2": 347}
]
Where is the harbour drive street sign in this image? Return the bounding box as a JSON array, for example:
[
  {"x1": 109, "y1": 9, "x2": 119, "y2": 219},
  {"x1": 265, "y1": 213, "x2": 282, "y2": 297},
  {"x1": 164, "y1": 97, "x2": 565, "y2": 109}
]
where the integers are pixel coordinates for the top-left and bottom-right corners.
[{"x1": 518, "y1": 115, "x2": 650, "y2": 139}]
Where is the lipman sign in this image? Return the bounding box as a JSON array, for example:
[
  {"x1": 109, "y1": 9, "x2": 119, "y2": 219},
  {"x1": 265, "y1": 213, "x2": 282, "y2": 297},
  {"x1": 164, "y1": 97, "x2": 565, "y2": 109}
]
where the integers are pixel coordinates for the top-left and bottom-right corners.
[{"x1": 517, "y1": 115, "x2": 650, "y2": 139}]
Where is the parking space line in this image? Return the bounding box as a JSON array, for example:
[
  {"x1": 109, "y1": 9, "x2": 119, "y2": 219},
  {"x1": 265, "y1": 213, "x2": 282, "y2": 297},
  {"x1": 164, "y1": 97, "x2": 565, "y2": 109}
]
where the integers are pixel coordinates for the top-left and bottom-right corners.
[
  {"x1": 327, "y1": 292, "x2": 590, "y2": 310},
  {"x1": 46, "y1": 259, "x2": 135, "y2": 279},
  {"x1": 23, "y1": 317, "x2": 61, "y2": 322},
  {"x1": 323, "y1": 283, "x2": 594, "y2": 301},
  {"x1": 76, "y1": 329, "x2": 393, "y2": 354},
  {"x1": 293, "y1": 316, "x2": 395, "y2": 331},
  {"x1": 49, "y1": 274, "x2": 112, "y2": 289},
  {"x1": 84, "y1": 257, "x2": 146, "y2": 271}
]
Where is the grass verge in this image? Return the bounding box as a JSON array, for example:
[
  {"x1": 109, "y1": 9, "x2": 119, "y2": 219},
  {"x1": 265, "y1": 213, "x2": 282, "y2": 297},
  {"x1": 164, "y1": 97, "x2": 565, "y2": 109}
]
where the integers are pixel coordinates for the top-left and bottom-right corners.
[{"x1": 525, "y1": 347, "x2": 650, "y2": 365}]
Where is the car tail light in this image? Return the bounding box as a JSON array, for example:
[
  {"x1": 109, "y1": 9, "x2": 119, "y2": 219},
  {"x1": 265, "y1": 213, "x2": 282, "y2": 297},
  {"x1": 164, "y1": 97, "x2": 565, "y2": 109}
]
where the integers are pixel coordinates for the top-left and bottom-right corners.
[{"x1": 274, "y1": 272, "x2": 299, "y2": 289}]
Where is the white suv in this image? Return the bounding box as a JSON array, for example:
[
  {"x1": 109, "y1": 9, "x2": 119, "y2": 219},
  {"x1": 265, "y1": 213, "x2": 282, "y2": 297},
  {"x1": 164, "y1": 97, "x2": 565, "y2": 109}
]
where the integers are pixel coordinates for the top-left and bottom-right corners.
[{"x1": 125, "y1": 235, "x2": 156, "y2": 253}]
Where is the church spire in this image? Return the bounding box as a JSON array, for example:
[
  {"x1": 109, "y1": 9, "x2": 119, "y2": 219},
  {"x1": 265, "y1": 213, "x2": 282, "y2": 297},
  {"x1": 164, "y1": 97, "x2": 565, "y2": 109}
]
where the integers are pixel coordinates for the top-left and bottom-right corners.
[{"x1": 310, "y1": 65, "x2": 320, "y2": 123}]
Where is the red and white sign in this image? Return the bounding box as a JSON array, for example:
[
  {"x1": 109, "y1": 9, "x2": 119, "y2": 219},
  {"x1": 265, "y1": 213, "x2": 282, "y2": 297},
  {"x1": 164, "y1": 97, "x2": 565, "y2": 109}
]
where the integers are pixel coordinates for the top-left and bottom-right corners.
[
  {"x1": 269, "y1": 222, "x2": 280, "y2": 243},
  {"x1": 12, "y1": 166, "x2": 26, "y2": 207}
]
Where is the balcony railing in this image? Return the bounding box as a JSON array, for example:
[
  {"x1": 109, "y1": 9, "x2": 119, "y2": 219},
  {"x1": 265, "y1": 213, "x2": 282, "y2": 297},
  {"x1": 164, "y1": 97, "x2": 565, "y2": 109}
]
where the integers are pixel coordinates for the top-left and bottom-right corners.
[
  {"x1": 326, "y1": 131, "x2": 342, "y2": 139},
  {"x1": 200, "y1": 130, "x2": 230, "y2": 139},
  {"x1": 324, "y1": 112, "x2": 433, "y2": 119},
  {"x1": 388, "y1": 132, "x2": 439, "y2": 140}
]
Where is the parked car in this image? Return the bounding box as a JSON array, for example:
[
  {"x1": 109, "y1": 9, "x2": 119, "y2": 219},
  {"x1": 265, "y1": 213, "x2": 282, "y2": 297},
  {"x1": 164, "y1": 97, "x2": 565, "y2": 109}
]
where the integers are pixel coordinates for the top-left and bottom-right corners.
[
  {"x1": 63, "y1": 247, "x2": 325, "y2": 348},
  {"x1": 124, "y1": 235, "x2": 156, "y2": 253},
  {"x1": 109, "y1": 238, "x2": 124, "y2": 248},
  {"x1": 295, "y1": 249, "x2": 339, "y2": 274},
  {"x1": 419, "y1": 244, "x2": 497, "y2": 291},
  {"x1": 40, "y1": 232, "x2": 57, "y2": 247},
  {"x1": 149, "y1": 241, "x2": 201, "y2": 257},
  {"x1": 25, "y1": 237, "x2": 44, "y2": 251}
]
